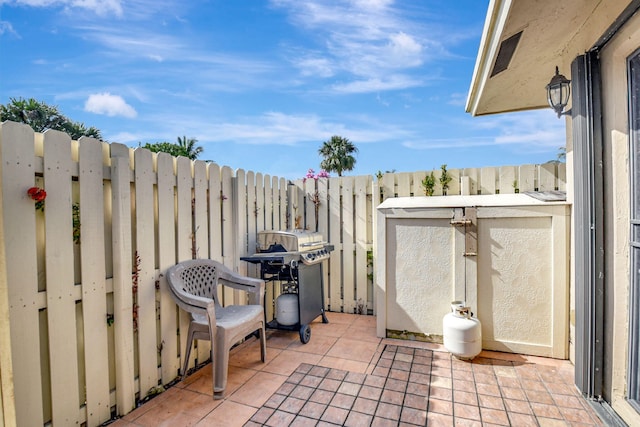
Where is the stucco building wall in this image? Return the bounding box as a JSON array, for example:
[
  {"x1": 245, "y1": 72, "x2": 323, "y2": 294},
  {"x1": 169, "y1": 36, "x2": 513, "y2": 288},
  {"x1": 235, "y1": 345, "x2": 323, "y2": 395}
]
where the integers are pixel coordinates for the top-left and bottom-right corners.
[{"x1": 599, "y1": 10, "x2": 640, "y2": 425}]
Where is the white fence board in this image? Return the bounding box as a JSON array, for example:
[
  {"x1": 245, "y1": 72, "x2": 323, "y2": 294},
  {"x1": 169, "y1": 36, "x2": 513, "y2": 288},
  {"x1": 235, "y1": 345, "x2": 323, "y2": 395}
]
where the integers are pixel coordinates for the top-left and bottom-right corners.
[
  {"x1": 539, "y1": 162, "x2": 557, "y2": 191},
  {"x1": 234, "y1": 169, "x2": 248, "y2": 305},
  {"x1": 194, "y1": 160, "x2": 209, "y2": 260},
  {"x1": 317, "y1": 179, "x2": 330, "y2": 309},
  {"x1": 354, "y1": 176, "x2": 369, "y2": 313},
  {"x1": 43, "y1": 130, "x2": 81, "y2": 425},
  {"x1": 519, "y1": 164, "x2": 536, "y2": 192},
  {"x1": 134, "y1": 148, "x2": 159, "y2": 399},
  {"x1": 157, "y1": 153, "x2": 179, "y2": 382},
  {"x1": 328, "y1": 178, "x2": 342, "y2": 311},
  {"x1": 175, "y1": 157, "x2": 195, "y2": 370},
  {"x1": 264, "y1": 175, "x2": 273, "y2": 231},
  {"x1": 341, "y1": 177, "x2": 356, "y2": 313},
  {"x1": 221, "y1": 166, "x2": 235, "y2": 304},
  {"x1": 499, "y1": 166, "x2": 517, "y2": 194},
  {"x1": 110, "y1": 150, "x2": 136, "y2": 415},
  {"x1": 0, "y1": 123, "x2": 44, "y2": 426},
  {"x1": 78, "y1": 138, "x2": 111, "y2": 425},
  {"x1": 208, "y1": 163, "x2": 223, "y2": 262}
]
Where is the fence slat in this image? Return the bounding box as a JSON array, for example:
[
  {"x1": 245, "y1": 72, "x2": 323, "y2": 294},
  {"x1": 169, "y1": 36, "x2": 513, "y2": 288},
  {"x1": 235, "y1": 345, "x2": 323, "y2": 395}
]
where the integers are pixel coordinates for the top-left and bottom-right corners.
[
  {"x1": 519, "y1": 164, "x2": 536, "y2": 192},
  {"x1": 499, "y1": 166, "x2": 517, "y2": 194},
  {"x1": 43, "y1": 130, "x2": 81, "y2": 425},
  {"x1": 354, "y1": 176, "x2": 369, "y2": 313},
  {"x1": 304, "y1": 178, "x2": 317, "y2": 231},
  {"x1": 397, "y1": 173, "x2": 411, "y2": 197},
  {"x1": 110, "y1": 148, "x2": 136, "y2": 415},
  {"x1": 317, "y1": 178, "x2": 330, "y2": 310},
  {"x1": 557, "y1": 162, "x2": 567, "y2": 191},
  {"x1": 221, "y1": 166, "x2": 234, "y2": 304},
  {"x1": 539, "y1": 163, "x2": 557, "y2": 191},
  {"x1": 176, "y1": 157, "x2": 195, "y2": 369},
  {"x1": 480, "y1": 167, "x2": 496, "y2": 195},
  {"x1": 134, "y1": 148, "x2": 159, "y2": 398},
  {"x1": 328, "y1": 179, "x2": 342, "y2": 311},
  {"x1": 446, "y1": 168, "x2": 460, "y2": 195},
  {"x1": 0, "y1": 122, "x2": 44, "y2": 426},
  {"x1": 193, "y1": 160, "x2": 212, "y2": 363},
  {"x1": 264, "y1": 175, "x2": 273, "y2": 231},
  {"x1": 255, "y1": 172, "x2": 264, "y2": 236},
  {"x1": 79, "y1": 138, "x2": 111, "y2": 425},
  {"x1": 462, "y1": 168, "x2": 478, "y2": 195},
  {"x1": 234, "y1": 169, "x2": 246, "y2": 305},
  {"x1": 208, "y1": 163, "x2": 223, "y2": 262},
  {"x1": 194, "y1": 161, "x2": 209, "y2": 260},
  {"x1": 245, "y1": 171, "x2": 258, "y2": 280},
  {"x1": 157, "y1": 153, "x2": 179, "y2": 383},
  {"x1": 278, "y1": 177, "x2": 287, "y2": 230},
  {"x1": 342, "y1": 177, "x2": 356, "y2": 313}
]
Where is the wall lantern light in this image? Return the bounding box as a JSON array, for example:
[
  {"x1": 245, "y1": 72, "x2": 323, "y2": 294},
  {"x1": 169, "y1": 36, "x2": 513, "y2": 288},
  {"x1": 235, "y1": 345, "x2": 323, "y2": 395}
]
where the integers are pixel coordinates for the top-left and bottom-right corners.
[{"x1": 546, "y1": 66, "x2": 571, "y2": 118}]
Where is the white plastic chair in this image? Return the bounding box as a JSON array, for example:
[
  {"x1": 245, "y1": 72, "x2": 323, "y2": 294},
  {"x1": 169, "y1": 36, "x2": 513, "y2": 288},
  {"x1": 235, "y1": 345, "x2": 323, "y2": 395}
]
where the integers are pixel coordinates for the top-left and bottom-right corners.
[{"x1": 166, "y1": 259, "x2": 266, "y2": 399}]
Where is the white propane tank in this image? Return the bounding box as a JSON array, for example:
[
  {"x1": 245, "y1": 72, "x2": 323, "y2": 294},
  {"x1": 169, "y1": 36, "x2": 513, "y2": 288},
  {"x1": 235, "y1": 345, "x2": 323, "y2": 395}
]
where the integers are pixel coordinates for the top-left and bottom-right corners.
[
  {"x1": 443, "y1": 301, "x2": 482, "y2": 360},
  {"x1": 276, "y1": 293, "x2": 299, "y2": 326}
]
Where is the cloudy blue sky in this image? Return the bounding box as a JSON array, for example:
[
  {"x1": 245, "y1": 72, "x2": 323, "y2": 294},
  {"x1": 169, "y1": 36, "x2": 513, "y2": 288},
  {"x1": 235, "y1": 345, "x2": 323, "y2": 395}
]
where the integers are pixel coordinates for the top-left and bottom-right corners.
[{"x1": 0, "y1": 0, "x2": 565, "y2": 179}]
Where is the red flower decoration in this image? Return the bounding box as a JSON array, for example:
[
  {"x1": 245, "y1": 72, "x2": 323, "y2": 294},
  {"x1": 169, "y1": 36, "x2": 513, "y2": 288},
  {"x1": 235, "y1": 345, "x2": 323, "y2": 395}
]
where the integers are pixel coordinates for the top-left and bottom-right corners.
[{"x1": 27, "y1": 186, "x2": 47, "y2": 211}]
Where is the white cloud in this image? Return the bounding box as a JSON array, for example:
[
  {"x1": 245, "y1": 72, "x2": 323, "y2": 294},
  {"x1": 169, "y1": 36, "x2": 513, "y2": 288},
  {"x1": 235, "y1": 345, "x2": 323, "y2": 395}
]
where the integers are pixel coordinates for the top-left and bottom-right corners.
[
  {"x1": 386, "y1": 32, "x2": 422, "y2": 66},
  {"x1": 332, "y1": 75, "x2": 423, "y2": 93},
  {"x1": 0, "y1": 20, "x2": 18, "y2": 36},
  {"x1": 351, "y1": 0, "x2": 393, "y2": 9},
  {"x1": 272, "y1": 0, "x2": 434, "y2": 88},
  {"x1": 403, "y1": 110, "x2": 565, "y2": 152},
  {"x1": 9, "y1": 0, "x2": 123, "y2": 15},
  {"x1": 448, "y1": 93, "x2": 467, "y2": 107},
  {"x1": 295, "y1": 56, "x2": 335, "y2": 78},
  {"x1": 84, "y1": 93, "x2": 137, "y2": 118}
]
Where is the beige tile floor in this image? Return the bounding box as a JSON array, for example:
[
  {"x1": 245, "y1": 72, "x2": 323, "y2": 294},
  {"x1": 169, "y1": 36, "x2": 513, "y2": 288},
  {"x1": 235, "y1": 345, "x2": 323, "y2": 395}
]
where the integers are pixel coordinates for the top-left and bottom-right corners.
[{"x1": 109, "y1": 312, "x2": 604, "y2": 426}]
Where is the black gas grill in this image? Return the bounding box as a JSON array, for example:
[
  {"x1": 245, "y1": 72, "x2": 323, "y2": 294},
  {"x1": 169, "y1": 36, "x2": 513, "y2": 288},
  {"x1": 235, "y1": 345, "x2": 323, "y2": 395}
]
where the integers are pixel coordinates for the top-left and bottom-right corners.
[{"x1": 240, "y1": 230, "x2": 333, "y2": 343}]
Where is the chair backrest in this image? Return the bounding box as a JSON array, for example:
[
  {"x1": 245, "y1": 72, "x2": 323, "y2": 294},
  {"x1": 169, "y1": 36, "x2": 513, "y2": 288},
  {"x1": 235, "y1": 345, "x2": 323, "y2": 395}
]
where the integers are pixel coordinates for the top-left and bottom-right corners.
[{"x1": 166, "y1": 259, "x2": 224, "y2": 315}]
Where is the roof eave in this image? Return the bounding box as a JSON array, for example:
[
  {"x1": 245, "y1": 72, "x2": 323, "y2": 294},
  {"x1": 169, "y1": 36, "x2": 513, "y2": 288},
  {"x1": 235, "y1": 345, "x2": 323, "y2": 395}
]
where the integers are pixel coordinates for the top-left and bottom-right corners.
[{"x1": 465, "y1": 0, "x2": 513, "y2": 117}]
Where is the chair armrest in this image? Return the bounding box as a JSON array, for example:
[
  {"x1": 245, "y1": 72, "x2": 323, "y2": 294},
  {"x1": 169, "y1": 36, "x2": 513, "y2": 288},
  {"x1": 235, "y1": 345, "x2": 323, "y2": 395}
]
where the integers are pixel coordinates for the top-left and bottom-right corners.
[
  {"x1": 168, "y1": 281, "x2": 214, "y2": 312},
  {"x1": 217, "y1": 270, "x2": 265, "y2": 305}
]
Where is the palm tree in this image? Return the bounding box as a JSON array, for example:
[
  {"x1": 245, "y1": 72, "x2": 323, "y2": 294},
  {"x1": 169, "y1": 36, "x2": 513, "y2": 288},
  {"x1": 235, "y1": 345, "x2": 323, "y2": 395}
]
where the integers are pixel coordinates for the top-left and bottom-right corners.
[
  {"x1": 318, "y1": 135, "x2": 358, "y2": 177},
  {"x1": 177, "y1": 135, "x2": 203, "y2": 160}
]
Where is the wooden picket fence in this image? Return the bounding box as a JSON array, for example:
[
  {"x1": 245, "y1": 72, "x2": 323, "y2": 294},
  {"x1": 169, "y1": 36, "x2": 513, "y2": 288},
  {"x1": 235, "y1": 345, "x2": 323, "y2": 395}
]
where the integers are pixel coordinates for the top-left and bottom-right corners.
[{"x1": 0, "y1": 121, "x2": 566, "y2": 426}]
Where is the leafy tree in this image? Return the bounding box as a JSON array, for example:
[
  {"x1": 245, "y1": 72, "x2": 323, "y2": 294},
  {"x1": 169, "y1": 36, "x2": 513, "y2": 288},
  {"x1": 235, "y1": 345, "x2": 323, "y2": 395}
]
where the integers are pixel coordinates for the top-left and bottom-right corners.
[
  {"x1": 421, "y1": 171, "x2": 436, "y2": 196},
  {"x1": 318, "y1": 135, "x2": 358, "y2": 177},
  {"x1": 177, "y1": 135, "x2": 203, "y2": 160},
  {"x1": 439, "y1": 164, "x2": 452, "y2": 195},
  {"x1": 141, "y1": 135, "x2": 203, "y2": 160},
  {"x1": 1, "y1": 97, "x2": 102, "y2": 140},
  {"x1": 557, "y1": 146, "x2": 566, "y2": 162}
]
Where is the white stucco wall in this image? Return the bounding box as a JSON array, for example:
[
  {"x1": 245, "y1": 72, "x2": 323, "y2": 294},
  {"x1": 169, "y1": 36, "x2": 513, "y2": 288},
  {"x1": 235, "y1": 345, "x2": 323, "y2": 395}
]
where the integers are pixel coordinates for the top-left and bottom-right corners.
[{"x1": 599, "y1": 10, "x2": 640, "y2": 426}]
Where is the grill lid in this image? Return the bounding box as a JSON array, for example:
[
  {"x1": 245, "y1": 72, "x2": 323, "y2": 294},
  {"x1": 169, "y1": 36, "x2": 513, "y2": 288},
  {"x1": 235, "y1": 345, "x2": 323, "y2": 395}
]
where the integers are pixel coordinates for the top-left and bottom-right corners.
[{"x1": 257, "y1": 230, "x2": 326, "y2": 253}]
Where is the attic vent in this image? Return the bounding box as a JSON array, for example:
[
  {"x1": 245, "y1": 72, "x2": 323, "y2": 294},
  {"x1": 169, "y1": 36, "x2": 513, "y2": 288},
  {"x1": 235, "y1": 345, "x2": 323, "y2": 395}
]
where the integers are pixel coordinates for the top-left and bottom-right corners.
[{"x1": 490, "y1": 31, "x2": 523, "y2": 77}]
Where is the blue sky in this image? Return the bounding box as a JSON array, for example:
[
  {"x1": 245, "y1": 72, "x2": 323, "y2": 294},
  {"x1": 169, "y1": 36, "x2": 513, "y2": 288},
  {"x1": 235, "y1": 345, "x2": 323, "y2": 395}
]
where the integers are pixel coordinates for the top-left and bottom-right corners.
[{"x1": 0, "y1": 0, "x2": 565, "y2": 179}]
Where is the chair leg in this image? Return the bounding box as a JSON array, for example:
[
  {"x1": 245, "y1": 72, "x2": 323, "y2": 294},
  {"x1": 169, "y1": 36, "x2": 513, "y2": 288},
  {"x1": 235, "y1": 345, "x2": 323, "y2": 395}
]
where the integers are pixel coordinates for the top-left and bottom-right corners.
[
  {"x1": 182, "y1": 323, "x2": 196, "y2": 380},
  {"x1": 213, "y1": 339, "x2": 228, "y2": 400},
  {"x1": 260, "y1": 324, "x2": 267, "y2": 363}
]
